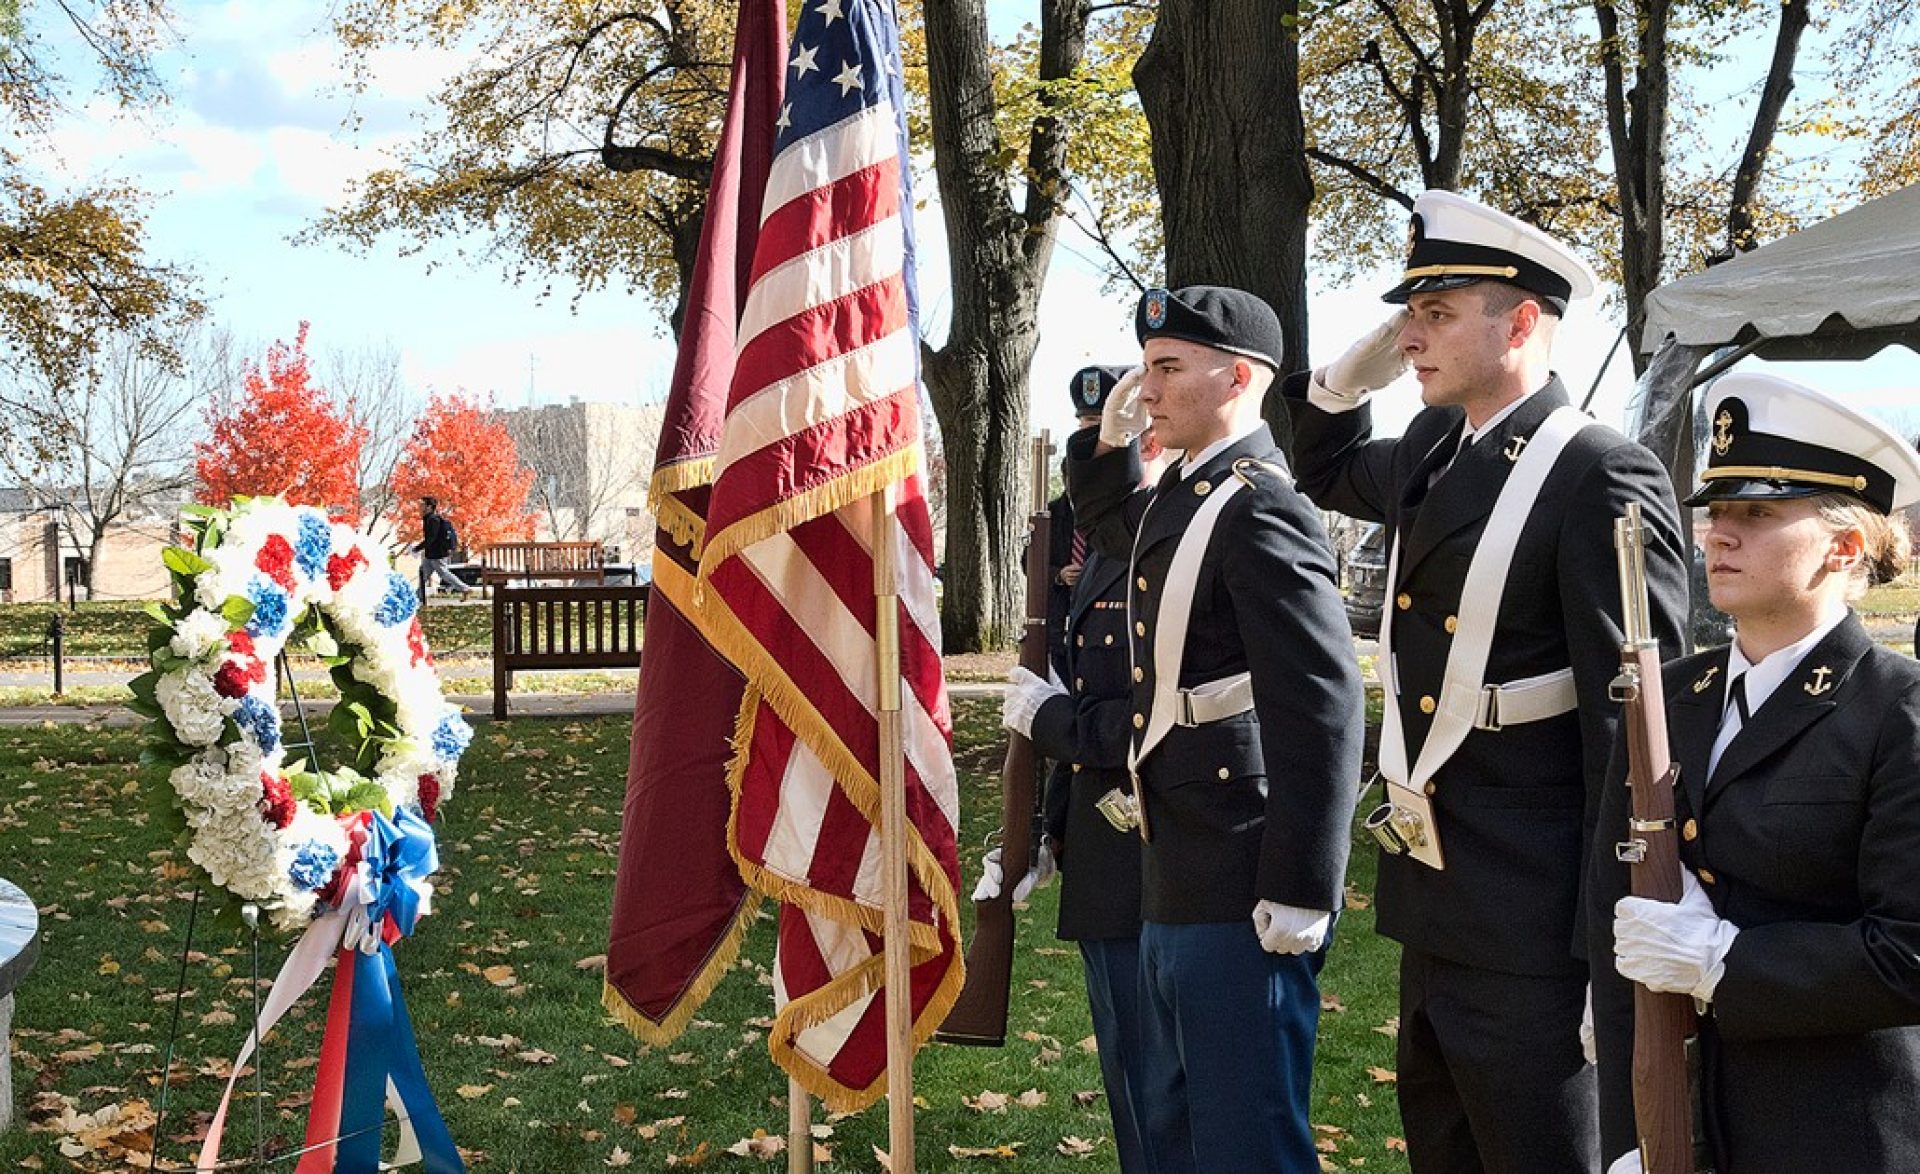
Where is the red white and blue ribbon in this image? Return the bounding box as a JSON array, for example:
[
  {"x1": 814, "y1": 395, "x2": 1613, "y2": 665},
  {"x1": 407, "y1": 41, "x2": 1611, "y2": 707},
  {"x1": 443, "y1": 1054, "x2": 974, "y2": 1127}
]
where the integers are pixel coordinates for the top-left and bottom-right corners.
[{"x1": 197, "y1": 809, "x2": 462, "y2": 1172}]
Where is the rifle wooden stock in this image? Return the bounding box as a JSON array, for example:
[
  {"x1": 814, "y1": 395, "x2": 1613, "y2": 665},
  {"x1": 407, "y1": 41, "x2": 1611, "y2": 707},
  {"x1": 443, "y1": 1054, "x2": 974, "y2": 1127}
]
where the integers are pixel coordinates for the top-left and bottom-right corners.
[
  {"x1": 937, "y1": 434, "x2": 1052, "y2": 1047},
  {"x1": 1613, "y1": 504, "x2": 1698, "y2": 1174}
]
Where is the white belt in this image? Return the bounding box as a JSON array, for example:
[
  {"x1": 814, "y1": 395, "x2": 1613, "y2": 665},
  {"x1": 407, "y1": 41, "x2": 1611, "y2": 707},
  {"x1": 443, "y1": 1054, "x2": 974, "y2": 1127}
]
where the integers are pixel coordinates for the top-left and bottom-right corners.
[
  {"x1": 1438, "y1": 667, "x2": 1578, "y2": 732},
  {"x1": 1174, "y1": 671, "x2": 1254, "y2": 726}
]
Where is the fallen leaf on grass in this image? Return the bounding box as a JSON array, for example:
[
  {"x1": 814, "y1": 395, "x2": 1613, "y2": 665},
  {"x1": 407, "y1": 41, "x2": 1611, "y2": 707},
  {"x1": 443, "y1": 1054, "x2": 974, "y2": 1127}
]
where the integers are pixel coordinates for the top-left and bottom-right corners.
[
  {"x1": 962, "y1": 1090, "x2": 1010, "y2": 1113},
  {"x1": 948, "y1": 1142, "x2": 1024, "y2": 1160},
  {"x1": 1057, "y1": 1135, "x2": 1098, "y2": 1157},
  {"x1": 1387, "y1": 1136, "x2": 1408, "y2": 1151},
  {"x1": 1015, "y1": 1089, "x2": 1047, "y2": 1109},
  {"x1": 456, "y1": 1084, "x2": 494, "y2": 1100},
  {"x1": 1372, "y1": 1016, "x2": 1400, "y2": 1039},
  {"x1": 514, "y1": 1048, "x2": 557, "y2": 1065},
  {"x1": 1321, "y1": 992, "x2": 1346, "y2": 1013},
  {"x1": 665, "y1": 1141, "x2": 711, "y2": 1166},
  {"x1": 1366, "y1": 1066, "x2": 1397, "y2": 1084},
  {"x1": 576, "y1": 954, "x2": 608, "y2": 971},
  {"x1": 724, "y1": 1130, "x2": 785, "y2": 1159},
  {"x1": 606, "y1": 1146, "x2": 632, "y2": 1167},
  {"x1": 481, "y1": 964, "x2": 518, "y2": 987}
]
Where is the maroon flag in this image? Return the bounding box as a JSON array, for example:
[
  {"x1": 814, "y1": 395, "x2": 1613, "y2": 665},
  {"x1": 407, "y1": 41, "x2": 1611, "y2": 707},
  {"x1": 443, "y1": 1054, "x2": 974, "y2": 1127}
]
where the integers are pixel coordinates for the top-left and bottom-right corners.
[
  {"x1": 603, "y1": 0, "x2": 786, "y2": 1045},
  {"x1": 694, "y1": 0, "x2": 962, "y2": 1109}
]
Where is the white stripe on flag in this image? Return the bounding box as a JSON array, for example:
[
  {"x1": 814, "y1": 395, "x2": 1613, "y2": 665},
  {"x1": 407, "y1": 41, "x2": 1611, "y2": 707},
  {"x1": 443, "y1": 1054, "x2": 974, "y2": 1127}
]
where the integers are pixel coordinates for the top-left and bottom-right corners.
[
  {"x1": 761, "y1": 102, "x2": 901, "y2": 223},
  {"x1": 783, "y1": 912, "x2": 874, "y2": 1066},
  {"x1": 737, "y1": 214, "x2": 906, "y2": 351},
  {"x1": 714, "y1": 326, "x2": 916, "y2": 476},
  {"x1": 761, "y1": 744, "x2": 836, "y2": 887}
]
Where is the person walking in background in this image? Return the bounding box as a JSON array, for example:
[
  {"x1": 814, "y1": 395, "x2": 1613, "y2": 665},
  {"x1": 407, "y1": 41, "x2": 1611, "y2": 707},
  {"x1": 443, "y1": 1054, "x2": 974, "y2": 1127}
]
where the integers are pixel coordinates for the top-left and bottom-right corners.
[
  {"x1": 415, "y1": 495, "x2": 472, "y2": 599},
  {"x1": 1591, "y1": 373, "x2": 1920, "y2": 1173},
  {"x1": 1283, "y1": 190, "x2": 1689, "y2": 1173}
]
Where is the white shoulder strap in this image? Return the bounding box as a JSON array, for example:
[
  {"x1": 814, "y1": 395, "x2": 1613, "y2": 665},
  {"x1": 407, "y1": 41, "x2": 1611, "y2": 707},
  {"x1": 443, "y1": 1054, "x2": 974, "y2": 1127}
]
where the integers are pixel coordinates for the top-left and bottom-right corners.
[
  {"x1": 1128, "y1": 475, "x2": 1250, "y2": 774},
  {"x1": 1378, "y1": 406, "x2": 1599, "y2": 791}
]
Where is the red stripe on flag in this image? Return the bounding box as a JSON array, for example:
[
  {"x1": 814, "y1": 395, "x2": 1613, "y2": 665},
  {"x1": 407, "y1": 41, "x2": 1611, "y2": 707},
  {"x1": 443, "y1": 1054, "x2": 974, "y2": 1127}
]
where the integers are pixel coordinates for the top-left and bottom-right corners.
[
  {"x1": 706, "y1": 391, "x2": 918, "y2": 536},
  {"x1": 731, "y1": 276, "x2": 909, "y2": 411},
  {"x1": 750, "y1": 158, "x2": 902, "y2": 287}
]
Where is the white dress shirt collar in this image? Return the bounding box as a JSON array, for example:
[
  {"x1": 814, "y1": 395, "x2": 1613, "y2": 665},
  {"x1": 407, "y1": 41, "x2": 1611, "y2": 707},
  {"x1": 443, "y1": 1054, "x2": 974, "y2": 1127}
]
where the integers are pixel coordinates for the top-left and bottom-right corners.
[
  {"x1": 1725, "y1": 603, "x2": 1849, "y2": 718},
  {"x1": 1180, "y1": 420, "x2": 1262, "y2": 479}
]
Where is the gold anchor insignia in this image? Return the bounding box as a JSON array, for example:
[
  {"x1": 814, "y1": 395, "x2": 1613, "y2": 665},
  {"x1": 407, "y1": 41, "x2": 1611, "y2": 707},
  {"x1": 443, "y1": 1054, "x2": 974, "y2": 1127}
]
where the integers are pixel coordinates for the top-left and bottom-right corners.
[
  {"x1": 1804, "y1": 665, "x2": 1834, "y2": 696},
  {"x1": 1504, "y1": 434, "x2": 1529, "y2": 462},
  {"x1": 1692, "y1": 665, "x2": 1721, "y2": 694},
  {"x1": 1713, "y1": 409, "x2": 1734, "y2": 456}
]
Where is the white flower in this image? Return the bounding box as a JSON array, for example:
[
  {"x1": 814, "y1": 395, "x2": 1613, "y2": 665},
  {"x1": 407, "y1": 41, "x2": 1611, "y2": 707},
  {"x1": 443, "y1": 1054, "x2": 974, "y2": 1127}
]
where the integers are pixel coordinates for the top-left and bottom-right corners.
[
  {"x1": 156, "y1": 669, "x2": 233, "y2": 747},
  {"x1": 168, "y1": 609, "x2": 232, "y2": 662},
  {"x1": 185, "y1": 811, "x2": 282, "y2": 901},
  {"x1": 169, "y1": 751, "x2": 257, "y2": 813}
]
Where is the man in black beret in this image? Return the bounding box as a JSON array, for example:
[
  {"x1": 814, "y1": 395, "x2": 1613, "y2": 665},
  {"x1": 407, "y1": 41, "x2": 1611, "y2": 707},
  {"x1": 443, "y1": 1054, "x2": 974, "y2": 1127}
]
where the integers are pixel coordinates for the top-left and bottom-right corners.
[
  {"x1": 1062, "y1": 284, "x2": 1364, "y2": 1171},
  {"x1": 1282, "y1": 191, "x2": 1690, "y2": 1173},
  {"x1": 1047, "y1": 365, "x2": 1132, "y2": 679}
]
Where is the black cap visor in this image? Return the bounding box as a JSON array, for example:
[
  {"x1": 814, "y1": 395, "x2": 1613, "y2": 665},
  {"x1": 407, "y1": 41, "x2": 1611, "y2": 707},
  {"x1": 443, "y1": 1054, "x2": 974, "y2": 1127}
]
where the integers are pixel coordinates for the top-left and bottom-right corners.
[{"x1": 1681, "y1": 477, "x2": 1832, "y2": 509}]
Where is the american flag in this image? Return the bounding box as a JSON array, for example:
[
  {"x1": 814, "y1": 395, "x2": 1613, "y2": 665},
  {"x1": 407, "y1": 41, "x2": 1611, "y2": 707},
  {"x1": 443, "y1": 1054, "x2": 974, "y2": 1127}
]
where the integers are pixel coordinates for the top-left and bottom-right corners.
[{"x1": 696, "y1": 0, "x2": 963, "y2": 1110}]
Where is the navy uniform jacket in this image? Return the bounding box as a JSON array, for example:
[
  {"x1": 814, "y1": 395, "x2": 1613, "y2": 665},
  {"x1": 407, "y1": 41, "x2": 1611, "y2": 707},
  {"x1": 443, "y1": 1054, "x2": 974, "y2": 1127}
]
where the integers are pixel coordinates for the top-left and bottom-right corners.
[
  {"x1": 1284, "y1": 375, "x2": 1688, "y2": 975},
  {"x1": 1029, "y1": 549, "x2": 1143, "y2": 941},
  {"x1": 1065, "y1": 424, "x2": 1364, "y2": 923},
  {"x1": 1589, "y1": 617, "x2": 1920, "y2": 1171}
]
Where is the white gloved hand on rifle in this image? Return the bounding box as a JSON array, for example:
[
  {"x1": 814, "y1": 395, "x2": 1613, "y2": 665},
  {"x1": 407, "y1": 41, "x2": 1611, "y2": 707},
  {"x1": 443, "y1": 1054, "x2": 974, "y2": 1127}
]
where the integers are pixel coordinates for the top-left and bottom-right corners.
[
  {"x1": 1606, "y1": 1150, "x2": 1645, "y2": 1174},
  {"x1": 972, "y1": 843, "x2": 1057, "y2": 904},
  {"x1": 1309, "y1": 311, "x2": 1410, "y2": 413},
  {"x1": 1613, "y1": 869, "x2": 1738, "y2": 1003},
  {"x1": 1098, "y1": 365, "x2": 1149, "y2": 448},
  {"x1": 1002, "y1": 665, "x2": 1067, "y2": 738},
  {"x1": 1251, "y1": 900, "x2": 1332, "y2": 955}
]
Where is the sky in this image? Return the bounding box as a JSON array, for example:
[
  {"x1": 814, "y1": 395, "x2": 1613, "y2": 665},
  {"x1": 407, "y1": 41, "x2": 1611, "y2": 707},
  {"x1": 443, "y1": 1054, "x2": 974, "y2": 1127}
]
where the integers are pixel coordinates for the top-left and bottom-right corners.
[{"x1": 19, "y1": 0, "x2": 1919, "y2": 449}]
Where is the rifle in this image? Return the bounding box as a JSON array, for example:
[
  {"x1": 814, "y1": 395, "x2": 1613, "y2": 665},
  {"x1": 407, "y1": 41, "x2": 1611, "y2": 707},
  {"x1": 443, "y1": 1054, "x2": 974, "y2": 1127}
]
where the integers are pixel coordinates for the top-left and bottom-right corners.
[
  {"x1": 936, "y1": 432, "x2": 1053, "y2": 1047},
  {"x1": 1610, "y1": 502, "x2": 1701, "y2": 1174}
]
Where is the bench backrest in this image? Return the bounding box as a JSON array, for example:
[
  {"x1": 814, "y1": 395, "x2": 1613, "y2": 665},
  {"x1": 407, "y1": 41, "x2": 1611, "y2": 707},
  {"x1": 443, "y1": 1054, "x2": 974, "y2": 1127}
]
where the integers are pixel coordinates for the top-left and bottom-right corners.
[
  {"x1": 478, "y1": 541, "x2": 606, "y2": 584},
  {"x1": 490, "y1": 583, "x2": 646, "y2": 718}
]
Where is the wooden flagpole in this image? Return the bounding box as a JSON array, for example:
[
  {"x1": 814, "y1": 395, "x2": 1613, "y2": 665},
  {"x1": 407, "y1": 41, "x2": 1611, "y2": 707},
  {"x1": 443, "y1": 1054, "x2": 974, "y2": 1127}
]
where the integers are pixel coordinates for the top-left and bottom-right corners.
[
  {"x1": 787, "y1": 1076, "x2": 814, "y2": 1173},
  {"x1": 871, "y1": 485, "x2": 916, "y2": 1169}
]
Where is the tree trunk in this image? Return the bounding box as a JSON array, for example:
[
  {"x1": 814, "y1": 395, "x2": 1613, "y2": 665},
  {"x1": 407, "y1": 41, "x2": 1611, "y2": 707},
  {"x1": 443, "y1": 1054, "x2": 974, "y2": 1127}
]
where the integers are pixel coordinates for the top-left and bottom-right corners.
[
  {"x1": 1134, "y1": 0, "x2": 1314, "y2": 445},
  {"x1": 1725, "y1": 0, "x2": 1812, "y2": 254},
  {"x1": 1596, "y1": 0, "x2": 1670, "y2": 377},
  {"x1": 921, "y1": 0, "x2": 1089, "y2": 651}
]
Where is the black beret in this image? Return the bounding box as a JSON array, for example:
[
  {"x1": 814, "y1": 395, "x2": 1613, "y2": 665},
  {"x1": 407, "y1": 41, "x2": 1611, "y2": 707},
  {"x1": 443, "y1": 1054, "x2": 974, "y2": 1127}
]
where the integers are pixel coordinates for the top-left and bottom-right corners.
[
  {"x1": 1066, "y1": 365, "x2": 1132, "y2": 416},
  {"x1": 1135, "y1": 285, "x2": 1283, "y2": 369}
]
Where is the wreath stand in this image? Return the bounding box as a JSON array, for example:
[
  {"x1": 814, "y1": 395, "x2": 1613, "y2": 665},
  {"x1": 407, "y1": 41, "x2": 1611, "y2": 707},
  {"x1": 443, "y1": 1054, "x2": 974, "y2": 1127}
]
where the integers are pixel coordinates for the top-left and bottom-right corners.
[{"x1": 147, "y1": 651, "x2": 329, "y2": 1170}]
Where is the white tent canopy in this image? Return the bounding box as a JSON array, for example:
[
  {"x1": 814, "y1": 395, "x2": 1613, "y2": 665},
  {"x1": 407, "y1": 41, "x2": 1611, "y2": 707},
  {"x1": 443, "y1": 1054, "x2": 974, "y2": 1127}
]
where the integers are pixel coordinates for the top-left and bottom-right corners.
[{"x1": 1639, "y1": 182, "x2": 1920, "y2": 358}]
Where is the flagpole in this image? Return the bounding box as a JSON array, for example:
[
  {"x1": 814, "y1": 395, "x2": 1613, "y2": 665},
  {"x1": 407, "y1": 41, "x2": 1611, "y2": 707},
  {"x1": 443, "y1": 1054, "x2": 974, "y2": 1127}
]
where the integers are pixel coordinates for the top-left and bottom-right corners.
[
  {"x1": 787, "y1": 1076, "x2": 814, "y2": 1173},
  {"x1": 870, "y1": 485, "x2": 916, "y2": 1170}
]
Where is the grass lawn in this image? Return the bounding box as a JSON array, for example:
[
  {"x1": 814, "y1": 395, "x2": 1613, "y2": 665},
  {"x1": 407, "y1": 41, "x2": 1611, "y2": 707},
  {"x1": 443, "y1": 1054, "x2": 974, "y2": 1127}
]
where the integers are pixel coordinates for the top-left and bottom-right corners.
[{"x1": 0, "y1": 699, "x2": 1409, "y2": 1171}]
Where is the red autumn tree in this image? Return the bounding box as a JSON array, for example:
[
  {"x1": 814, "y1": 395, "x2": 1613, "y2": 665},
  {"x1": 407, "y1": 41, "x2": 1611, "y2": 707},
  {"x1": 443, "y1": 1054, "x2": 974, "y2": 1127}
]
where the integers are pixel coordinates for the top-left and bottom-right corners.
[
  {"x1": 388, "y1": 393, "x2": 537, "y2": 549},
  {"x1": 196, "y1": 323, "x2": 368, "y2": 521}
]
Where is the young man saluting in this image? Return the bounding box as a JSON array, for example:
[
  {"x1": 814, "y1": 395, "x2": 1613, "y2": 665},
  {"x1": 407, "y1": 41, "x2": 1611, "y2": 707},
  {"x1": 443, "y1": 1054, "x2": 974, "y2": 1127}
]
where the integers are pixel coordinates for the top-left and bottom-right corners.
[{"x1": 1066, "y1": 285, "x2": 1364, "y2": 1172}]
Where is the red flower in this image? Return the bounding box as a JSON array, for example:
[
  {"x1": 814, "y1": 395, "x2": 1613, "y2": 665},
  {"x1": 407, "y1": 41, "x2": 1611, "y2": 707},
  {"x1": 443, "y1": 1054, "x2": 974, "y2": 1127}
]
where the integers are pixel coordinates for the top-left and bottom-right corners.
[
  {"x1": 405, "y1": 617, "x2": 433, "y2": 667},
  {"x1": 227, "y1": 630, "x2": 256, "y2": 657},
  {"x1": 255, "y1": 534, "x2": 297, "y2": 591},
  {"x1": 326, "y1": 547, "x2": 368, "y2": 591},
  {"x1": 260, "y1": 772, "x2": 298, "y2": 829},
  {"x1": 213, "y1": 660, "x2": 254, "y2": 699},
  {"x1": 417, "y1": 773, "x2": 441, "y2": 823}
]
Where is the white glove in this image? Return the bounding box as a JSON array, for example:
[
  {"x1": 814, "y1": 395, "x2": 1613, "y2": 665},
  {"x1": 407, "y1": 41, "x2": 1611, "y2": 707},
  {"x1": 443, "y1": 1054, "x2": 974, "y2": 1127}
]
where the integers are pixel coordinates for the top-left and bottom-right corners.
[
  {"x1": 1251, "y1": 901, "x2": 1332, "y2": 955},
  {"x1": 1002, "y1": 665, "x2": 1066, "y2": 737},
  {"x1": 1579, "y1": 982, "x2": 1596, "y2": 1065},
  {"x1": 971, "y1": 843, "x2": 1057, "y2": 903},
  {"x1": 1098, "y1": 365, "x2": 1148, "y2": 448},
  {"x1": 1309, "y1": 311, "x2": 1409, "y2": 412},
  {"x1": 1607, "y1": 1150, "x2": 1645, "y2": 1174},
  {"x1": 1613, "y1": 870, "x2": 1738, "y2": 1003}
]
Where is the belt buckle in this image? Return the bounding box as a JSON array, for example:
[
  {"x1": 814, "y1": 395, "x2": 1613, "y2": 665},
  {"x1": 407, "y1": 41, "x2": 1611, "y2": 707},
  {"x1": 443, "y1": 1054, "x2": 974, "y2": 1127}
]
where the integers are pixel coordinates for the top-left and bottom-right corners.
[
  {"x1": 1095, "y1": 787, "x2": 1141, "y2": 833},
  {"x1": 1176, "y1": 690, "x2": 1195, "y2": 726},
  {"x1": 1364, "y1": 800, "x2": 1430, "y2": 855},
  {"x1": 1478, "y1": 684, "x2": 1502, "y2": 732}
]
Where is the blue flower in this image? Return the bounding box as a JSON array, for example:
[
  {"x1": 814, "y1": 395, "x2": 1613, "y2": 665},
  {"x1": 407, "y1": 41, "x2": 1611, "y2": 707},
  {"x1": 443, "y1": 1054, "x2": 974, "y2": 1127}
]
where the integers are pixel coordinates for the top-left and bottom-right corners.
[
  {"x1": 245, "y1": 577, "x2": 290, "y2": 639},
  {"x1": 288, "y1": 839, "x2": 341, "y2": 891},
  {"x1": 431, "y1": 714, "x2": 473, "y2": 761},
  {"x1": 234, "y1": 695, "x2": 281, "y2": 753},
  {"x1": 294, "y1": 513, "x2": 332, "y2": 581},
  {"x1": 373, "y1": 572, "x2": 418, "y2": 626}
]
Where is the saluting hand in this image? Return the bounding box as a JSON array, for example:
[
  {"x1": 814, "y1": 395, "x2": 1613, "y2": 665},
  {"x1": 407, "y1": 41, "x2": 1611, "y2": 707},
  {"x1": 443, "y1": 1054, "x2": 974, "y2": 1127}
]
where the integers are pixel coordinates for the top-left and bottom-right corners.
[
  {"x1": 1310, "y1": 310, "x2": 1410, "y2": 411},
  {"x1": 1097, "y1": 364, "x2": 1149, "y2": 449}
]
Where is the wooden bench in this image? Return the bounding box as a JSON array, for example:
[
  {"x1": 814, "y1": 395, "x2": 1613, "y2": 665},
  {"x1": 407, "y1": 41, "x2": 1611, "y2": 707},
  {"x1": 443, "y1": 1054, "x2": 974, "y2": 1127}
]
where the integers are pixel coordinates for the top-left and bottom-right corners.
[
  {"x1": 477, "y1": 540, "x2": 607, "y2": 586},
  {"x1": 0, "y1": 877, "x2": 40, "y2": 1133},
  {"x1": 491, "y1": 583, "x2": 647, "y2": 718}
]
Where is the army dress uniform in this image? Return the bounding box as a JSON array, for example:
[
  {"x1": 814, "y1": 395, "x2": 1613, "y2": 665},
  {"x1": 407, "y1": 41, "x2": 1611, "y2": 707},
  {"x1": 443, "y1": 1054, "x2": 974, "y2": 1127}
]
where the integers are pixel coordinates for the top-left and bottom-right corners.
[
  {"x1": 1027, "y1": 546, "x2": 1148, "y2": 1171},
  {"x1": 1047, "y1": 366, "x2": 1133, "y2": 681},
  {"x1": 1590, "y1": 374, "x2": 1920, "y2": 1173},
  {"x1": 1284, "y1": 192, "x2": 1689, "y2": 1173},
  {"x1": 1068, "y1": 286, "x2": 1365, "y2": 1174}
]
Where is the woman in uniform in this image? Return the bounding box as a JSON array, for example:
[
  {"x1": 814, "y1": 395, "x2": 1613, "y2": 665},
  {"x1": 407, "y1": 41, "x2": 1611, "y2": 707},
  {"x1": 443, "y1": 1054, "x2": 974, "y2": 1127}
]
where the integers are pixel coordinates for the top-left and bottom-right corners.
[{"x1": 1591, "y1": 371, "x2": 1920, "y2": 1173}]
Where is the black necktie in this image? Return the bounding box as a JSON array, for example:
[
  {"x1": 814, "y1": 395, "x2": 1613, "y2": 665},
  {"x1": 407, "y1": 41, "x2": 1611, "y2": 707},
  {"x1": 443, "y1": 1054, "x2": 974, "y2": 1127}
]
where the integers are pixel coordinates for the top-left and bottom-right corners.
[{"x1": 1729, "y1": 673, "x2": 1751, "y2": 724}]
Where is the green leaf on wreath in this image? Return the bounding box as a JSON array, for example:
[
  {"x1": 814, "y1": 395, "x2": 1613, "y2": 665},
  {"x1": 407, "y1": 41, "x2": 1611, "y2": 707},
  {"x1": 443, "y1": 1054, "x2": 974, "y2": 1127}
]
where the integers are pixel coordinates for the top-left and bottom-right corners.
[
  {"x1": 162, "y1": 546, "x2": 213, "y2": 577},
  {"x1": 343, "y1": 780, "x2": 394, "y2": 818},
  {"x1": 220, "y1": 595, "x2": 255, "y2": 628}
]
